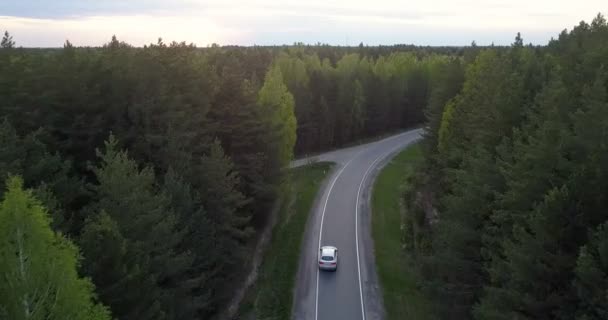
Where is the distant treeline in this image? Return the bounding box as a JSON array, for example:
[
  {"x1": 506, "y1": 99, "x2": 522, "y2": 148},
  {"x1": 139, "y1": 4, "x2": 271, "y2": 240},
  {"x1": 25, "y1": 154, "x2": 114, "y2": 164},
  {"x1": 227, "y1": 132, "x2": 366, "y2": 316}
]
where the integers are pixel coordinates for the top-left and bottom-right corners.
[
  {"x1": 406, "y1": 14, "x2": 608, "y2": 319},
  {"x1": 0, "y1": 31, "x2": 463, "y2": 318}
]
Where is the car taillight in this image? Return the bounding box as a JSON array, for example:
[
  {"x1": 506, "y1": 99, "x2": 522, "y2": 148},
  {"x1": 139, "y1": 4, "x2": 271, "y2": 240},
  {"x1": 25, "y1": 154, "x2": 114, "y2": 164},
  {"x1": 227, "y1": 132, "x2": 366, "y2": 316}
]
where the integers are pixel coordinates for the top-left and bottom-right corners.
[{"x1": 331, "y1": 262, "x2": 336, "y2": 265}]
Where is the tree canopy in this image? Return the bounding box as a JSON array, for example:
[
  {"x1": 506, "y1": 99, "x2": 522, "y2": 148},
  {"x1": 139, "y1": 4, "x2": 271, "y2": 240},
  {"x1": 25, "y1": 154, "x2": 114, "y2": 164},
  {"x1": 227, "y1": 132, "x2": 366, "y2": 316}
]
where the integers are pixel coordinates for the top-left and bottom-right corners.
[
  {"x1": 0, "y1": 32, "x2": 462, "y2": 318},
  {"x1": 405, "y1": 13, "x2": 608, "y2": 320},
  {"x1": 0, "y1": 176, "x2": 110, "y2": 320}
]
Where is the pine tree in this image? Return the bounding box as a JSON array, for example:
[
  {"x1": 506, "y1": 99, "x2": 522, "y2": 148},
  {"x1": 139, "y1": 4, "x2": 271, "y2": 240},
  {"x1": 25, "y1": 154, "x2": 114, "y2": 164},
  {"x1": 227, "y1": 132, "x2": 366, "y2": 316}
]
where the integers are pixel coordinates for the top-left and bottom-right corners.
[
  {"x1": 127, "y1": 40, "x2": 214, "y2": 171},
  {"x1": 475, "y1": 65, "x2": 608, "y2": 320},
  {"x1": 422, "y1": 145, "x2": 499, "y2": 318},
  {"x1": 81, "y1": 135, "x2": 192, "y2": 319},
  {"x1": 162, "y1": 167, "x2": 215, "y2": 317},
  {"x1": 197, "y1": 140, "x2": 252, "y2": 275},
  {"x1": 1, "y1": 31, "x2": 14, "y2": 49},
  {"x1": 486, "y1": 75, "x2": 573, "y2": 259},
  {"x1": 80, "y1": 211, "x2": 147, "y2": 316},
  {"x1": 352, "y1": 79, "x2": 366, "y2": 138},
  {"x1": 574, "y1": 222, "x2": 608, "y2": 320},
  {"x1": 335, "y1": 53, "x2": 362, "y2": 143},
  {"x1": 160, "y1": 140, "x2": 252, "y2": 315},
  {"x1": 422, "y1": 58, "x2": 464, "y2": 157},
  {"x1": 207, "y1": 57, "x2": 256, "y2": 155},
  {"x1": 205, "y1": 59, "x2": 269, "y2": 218},
  {"x1": 0, "y1": 120, "x2": 82, "y2": 233},
  {"x1": 475, "y1": 186, "x2": 580, "y2": 320},
  {"x1": 317, "y1": 96, "x2": 333, "y2": 149},
  {"x1": 569, "y1": 68, "x2": 608, "y2": 320},
  {"x1": 367, "y1": 56, "x2": 392, "y2": 135},
  {"x1": 0, "y1": 176, "x2": 110, "y2": 320},
  {"x1": 423, "y1": 44, "x2": 537, "y2": 318},
  {"x1": 308, "y1": 64, "x2": 336, "y2": 150}
]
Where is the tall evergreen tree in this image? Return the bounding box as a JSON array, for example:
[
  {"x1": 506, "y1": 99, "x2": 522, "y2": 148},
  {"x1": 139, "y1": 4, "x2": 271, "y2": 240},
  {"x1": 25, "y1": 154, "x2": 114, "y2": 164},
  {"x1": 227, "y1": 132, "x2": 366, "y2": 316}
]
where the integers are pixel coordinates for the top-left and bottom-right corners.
[
  {"x1": 193, "y1": 140, "x2": 252, "y2": 307},
  {"x1": 422, "y1": 58, "x2": 464, "y2": 157},
  {"x1": 0, "y1": 120, "x2": 82, "y2": 233},
  {"x1": 80, "y1": 135, "x2": 192, "y2": 319},
  {"x1": 162, "y1": 167, "x2": 215, "y2": 317},
  {"x1": 574, "y1": 222, "x2": 608, "y2": 320},
  {"x1": 0, "y1": 31, "x2": 14, "y2": 49},
  {"x1": 0, "y1": 30, "x2": 497, "y2": 318},
  {"x1": 352, "y1": 79, "x2": 367, "y2": 138},
  {"x1": 198, "y1": 140, "x2": 252, "y2": 253},
  {"x1": 408, "y1": 14, "x2": 608, "y2": 320}
]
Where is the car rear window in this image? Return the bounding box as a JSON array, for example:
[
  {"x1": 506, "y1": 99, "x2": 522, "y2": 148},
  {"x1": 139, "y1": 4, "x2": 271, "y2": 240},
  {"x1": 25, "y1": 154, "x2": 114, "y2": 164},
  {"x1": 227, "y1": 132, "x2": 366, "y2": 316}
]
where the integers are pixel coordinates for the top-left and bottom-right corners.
[{"x1": 321, "y1": 256, "x2": 334, "y2": 261}]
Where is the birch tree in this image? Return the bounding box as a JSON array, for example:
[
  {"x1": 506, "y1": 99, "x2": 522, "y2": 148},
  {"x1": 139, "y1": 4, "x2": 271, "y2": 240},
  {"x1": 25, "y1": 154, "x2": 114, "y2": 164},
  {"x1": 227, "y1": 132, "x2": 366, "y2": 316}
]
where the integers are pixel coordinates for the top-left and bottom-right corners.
[{"x1": 0, "y1": 176, "x2": 109, "y2": 320}]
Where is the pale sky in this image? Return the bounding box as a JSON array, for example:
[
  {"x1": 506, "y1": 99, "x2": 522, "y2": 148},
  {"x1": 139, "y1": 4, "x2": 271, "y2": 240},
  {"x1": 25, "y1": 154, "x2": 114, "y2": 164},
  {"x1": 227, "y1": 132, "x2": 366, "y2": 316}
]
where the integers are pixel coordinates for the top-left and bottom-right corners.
[{"x1": 0, "y1": 0, "x2": 605, "y2": 47}]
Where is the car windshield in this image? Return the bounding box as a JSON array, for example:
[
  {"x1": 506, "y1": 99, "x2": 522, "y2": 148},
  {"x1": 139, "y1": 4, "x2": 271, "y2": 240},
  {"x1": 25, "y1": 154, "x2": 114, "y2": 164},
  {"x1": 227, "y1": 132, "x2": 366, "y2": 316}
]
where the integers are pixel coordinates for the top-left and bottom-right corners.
[{"x1": 321, "y1": 256, "x2": 333, "y2": 261}]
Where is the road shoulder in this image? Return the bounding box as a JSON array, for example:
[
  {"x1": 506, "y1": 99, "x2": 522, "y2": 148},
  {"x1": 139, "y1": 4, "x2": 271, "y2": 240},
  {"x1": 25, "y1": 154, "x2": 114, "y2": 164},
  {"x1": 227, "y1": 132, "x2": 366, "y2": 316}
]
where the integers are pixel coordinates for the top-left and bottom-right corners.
[
  {"x1": 291, "y1": 162, "x2": 341, "y2": 320},
  {"x1": 370, "y1": 144, "x2": 436, "y2": 320},
  {"x1": 237, "y1": 162, "x2": 334, "y2": 320}
]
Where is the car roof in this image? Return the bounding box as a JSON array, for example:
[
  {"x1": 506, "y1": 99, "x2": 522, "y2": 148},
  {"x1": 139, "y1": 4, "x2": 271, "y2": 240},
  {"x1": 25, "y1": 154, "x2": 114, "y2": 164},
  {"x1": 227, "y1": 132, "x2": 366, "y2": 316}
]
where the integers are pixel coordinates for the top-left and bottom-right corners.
[{"x1": 320, "y1": 246, "x2": 337, "y2": 256}]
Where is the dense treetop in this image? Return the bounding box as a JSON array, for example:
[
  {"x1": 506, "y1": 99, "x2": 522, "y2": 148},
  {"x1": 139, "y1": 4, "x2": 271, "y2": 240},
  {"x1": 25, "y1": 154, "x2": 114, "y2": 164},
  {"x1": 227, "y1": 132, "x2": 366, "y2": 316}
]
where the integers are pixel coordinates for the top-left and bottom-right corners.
[
  {"x1": 406, "y1": 13, "x2": 608, "y2": 320},
  {"x1": 0, "y1": 31, "x2": 460, "y2": 318},
  {"x1": 2, "y1": 13, "x2": 604, "y2": 319}
]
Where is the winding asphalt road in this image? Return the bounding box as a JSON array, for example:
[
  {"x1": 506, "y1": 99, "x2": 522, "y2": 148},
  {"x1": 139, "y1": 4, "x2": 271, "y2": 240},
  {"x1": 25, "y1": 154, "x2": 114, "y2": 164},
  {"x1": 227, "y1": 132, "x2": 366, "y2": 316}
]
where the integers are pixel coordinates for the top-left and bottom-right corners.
[{"x1": 291, "y1": 129, "x2": 423, "y2": 320}]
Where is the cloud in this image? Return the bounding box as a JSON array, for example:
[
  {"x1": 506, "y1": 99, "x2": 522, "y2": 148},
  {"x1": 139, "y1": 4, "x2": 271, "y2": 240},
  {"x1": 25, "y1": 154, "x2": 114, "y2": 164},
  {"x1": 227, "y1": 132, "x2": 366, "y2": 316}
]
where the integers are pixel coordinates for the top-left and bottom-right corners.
[
  {"x1": 1, "y1": 0, "x2": 605, "y2": 46},
  {"x1": 3, "y1": 0, "x2": 172, "y2": 18},
  {"x1": 0, "y1": 15, "x2": 234, "y2": 47}
]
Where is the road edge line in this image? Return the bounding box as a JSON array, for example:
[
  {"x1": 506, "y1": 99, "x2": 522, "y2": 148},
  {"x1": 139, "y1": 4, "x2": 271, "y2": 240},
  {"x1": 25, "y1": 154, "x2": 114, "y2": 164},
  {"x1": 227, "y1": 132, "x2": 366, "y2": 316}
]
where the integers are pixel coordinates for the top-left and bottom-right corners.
[
  {"x1": 355, "y1": 154, "x2": 385, "y2": 320},
  {"x1": 315, "y1": 156, "x2": 358, "y2": 320},
  {"x1": 355, "y1": 131, "x2": 422, "y2": 320}
]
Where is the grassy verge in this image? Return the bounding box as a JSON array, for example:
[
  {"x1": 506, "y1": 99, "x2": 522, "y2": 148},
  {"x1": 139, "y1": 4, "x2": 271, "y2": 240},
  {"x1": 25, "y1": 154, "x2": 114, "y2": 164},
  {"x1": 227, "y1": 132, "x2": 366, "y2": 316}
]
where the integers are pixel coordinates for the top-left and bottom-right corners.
[
  {"x1": 238, "y1": 162, "x2": 333, "y2": 319},
  {"x1": 371, "y1": 144, "x2": 435, "y2": 320}
]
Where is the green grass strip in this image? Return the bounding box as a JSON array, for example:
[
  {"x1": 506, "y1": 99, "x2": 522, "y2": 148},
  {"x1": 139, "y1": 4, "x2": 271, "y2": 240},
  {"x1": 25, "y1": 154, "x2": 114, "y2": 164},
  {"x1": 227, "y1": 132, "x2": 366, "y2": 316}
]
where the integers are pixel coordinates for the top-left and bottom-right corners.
[
  {"x1": 241, "y1": 162, "x2": 333, "y2": 319},
  {"x1": 371, "y1": 144, "x2": 435, "y2": 320}
]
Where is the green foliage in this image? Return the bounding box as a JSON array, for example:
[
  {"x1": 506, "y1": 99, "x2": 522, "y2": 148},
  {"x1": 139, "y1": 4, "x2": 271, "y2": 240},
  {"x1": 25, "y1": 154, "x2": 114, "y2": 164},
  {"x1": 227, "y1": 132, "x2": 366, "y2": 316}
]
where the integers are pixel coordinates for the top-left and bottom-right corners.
[
  {"x1": 475, "y1": 186, "x2": 578, "y2": 319},
  {"x1": 424, "y1": 58, "x2": 464, "y2": 156},
  {"x1": 273, "y1": 49, "x2": 463, "y2": 154},
  {"x1": 81, "y1": 135, "x2": 192, "y2": 319},
  {"x1": 193, "y1": 140, "x2": 253, "y2": 312},
  {"x1": 79, "y1": 211, "x2": 136, "y2": 315},
  {"x1": 0, "y1": 176, "x2": 110, "y2": 320},
  {"x1": 199, "y1": 140, "x2": 251, "y2": 245},
  {"x1": 258, "y1": 64, "x2": 298, "y2": 168},
  {"x1": 406, "y1": 13, "x2": 608, "y2": 320},
  {"x1": 0, "y1": 120, "x2": 82, "y2": 233},
  {"x1": 371, "y1": 145, "x2": 436, "y2": 320},
  {"x1": 574, "y1": 222, "x2": 608, "y2": 320},
  {"x1": 437, "y1": 100, "x2": 455, "y2": 154},
  {"x1": 0, "y1": 30, "x2": 470, "y2": 318},
  {"x1": 162, "y1": 167, "x2": 215, "y2": 317},
  {"x1": 246, "y1": 162, "x2": 332, "y2": 319}
]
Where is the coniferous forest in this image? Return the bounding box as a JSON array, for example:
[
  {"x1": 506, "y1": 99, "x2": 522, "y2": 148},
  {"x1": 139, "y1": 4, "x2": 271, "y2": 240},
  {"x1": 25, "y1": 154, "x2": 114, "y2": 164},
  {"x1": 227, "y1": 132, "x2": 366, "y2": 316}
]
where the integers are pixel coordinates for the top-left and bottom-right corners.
[
  {"x1": 1, "y1": 12, "x2": 608, "y2": 320},
  {"x1": 406, "y1": 14, "x2": 608, "y2": 320},
  {"x1": 0, "y1": 31, "x2": 462, "y2": 318}
]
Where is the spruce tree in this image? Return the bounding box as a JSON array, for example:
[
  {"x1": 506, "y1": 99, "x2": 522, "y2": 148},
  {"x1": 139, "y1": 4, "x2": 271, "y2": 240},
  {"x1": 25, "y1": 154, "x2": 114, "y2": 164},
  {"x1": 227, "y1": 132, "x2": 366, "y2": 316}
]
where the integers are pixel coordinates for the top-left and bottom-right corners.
[
  {"x1": 196, "y1": 140, "x2": 252, "y2": 279},
  {"x1": 0, "y1": 120, "x2": 82, "y2": 233},
  {"x1": 574, "y1": 222, "x2": 608, "y2": 320},
  {"x1": 0, "y1": 31, "x2": 14, "y2": 49},
  {"x1": 81, "y1": 135, "x2": 192, "y2": 319},
  {"x1": 162, "y1": 167, "x2": 215, "y2": 317}
]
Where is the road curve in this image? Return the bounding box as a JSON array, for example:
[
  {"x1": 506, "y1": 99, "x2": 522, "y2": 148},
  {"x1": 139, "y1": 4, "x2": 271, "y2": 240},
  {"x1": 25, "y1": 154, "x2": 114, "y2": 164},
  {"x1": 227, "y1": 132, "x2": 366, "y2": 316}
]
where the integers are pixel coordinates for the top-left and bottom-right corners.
[{"x1": 292, "y1": 129, "x2": 423, "y2": 320}]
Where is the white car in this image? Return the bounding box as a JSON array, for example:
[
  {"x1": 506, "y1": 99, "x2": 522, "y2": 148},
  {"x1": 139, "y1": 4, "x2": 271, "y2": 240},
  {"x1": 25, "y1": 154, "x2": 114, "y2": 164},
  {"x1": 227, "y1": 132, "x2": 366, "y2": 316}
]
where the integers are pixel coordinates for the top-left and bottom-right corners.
[{"x1": 318, "y1": 246, "x2": 338, "y2": 271}]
